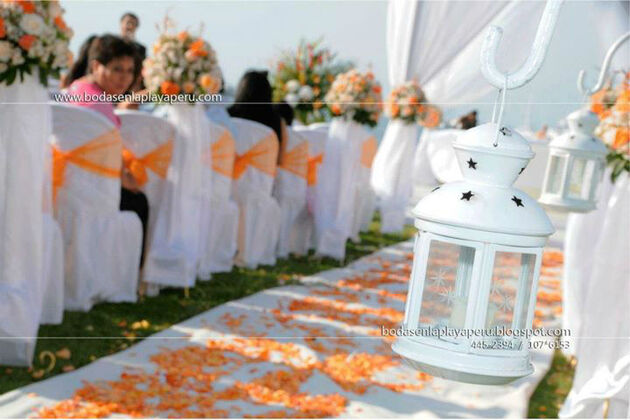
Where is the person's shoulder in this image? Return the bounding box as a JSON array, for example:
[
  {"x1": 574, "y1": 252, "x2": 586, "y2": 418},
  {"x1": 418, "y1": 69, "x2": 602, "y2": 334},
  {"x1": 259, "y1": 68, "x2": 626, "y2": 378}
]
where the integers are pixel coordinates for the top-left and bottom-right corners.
[{"x1": 133, "y1": 41, "x2": 146, "y2": 58}]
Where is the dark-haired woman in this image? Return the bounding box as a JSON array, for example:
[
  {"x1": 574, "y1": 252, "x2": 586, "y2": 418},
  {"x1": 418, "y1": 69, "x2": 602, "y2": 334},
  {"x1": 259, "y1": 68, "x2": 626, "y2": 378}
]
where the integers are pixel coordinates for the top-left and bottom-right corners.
[
  {"x1": 61, "y1": 35, "x2": 97, "y2": 89},
  {"x1": 228, "y1": 70, "x2": 288, "y2": 152},
  {"x1": 66, "y1": 34, "x2": 149, "y2": 267}
]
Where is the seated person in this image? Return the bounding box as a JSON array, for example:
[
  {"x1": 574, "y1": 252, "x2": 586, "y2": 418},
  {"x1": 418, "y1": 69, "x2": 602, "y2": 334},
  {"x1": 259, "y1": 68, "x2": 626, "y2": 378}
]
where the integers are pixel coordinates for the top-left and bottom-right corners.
[{"x1": 65, "y1": 34, "x2": 149, "y2": 267}]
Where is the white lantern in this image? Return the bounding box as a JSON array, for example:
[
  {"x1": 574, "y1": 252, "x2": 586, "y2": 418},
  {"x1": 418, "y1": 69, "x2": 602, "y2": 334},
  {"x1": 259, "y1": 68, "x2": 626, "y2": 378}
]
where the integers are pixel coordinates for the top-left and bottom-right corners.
[
  {"x1": 392, "y1": 123, "x2": 555, "y2": 385},
  {"x1": 539, "y1": 108, "x2": 608, "y2": 212}
]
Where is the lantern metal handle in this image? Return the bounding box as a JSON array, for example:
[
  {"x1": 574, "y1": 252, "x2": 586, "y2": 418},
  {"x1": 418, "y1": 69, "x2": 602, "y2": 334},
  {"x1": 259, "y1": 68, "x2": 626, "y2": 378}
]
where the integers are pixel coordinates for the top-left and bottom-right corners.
[
  {"x1": 577, "y1": 31, "x2": 630, "y2": 96},
  {"x1": 480, "y1": 0, "x2": 564, "y2": 90}
]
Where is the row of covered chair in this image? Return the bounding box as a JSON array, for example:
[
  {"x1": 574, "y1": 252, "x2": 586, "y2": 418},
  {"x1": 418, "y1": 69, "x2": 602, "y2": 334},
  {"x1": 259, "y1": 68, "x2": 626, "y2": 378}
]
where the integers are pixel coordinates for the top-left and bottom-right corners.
[{"x1": 46, "y1": 104, "x2": 379, "y2": 316}]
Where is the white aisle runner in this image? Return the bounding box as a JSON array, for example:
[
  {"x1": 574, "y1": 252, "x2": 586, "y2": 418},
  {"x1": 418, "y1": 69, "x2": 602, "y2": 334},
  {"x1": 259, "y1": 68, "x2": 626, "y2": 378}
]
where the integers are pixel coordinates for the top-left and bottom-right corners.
[{"x1": 0, "y1": 241, "x2": 564, "y2": 418}]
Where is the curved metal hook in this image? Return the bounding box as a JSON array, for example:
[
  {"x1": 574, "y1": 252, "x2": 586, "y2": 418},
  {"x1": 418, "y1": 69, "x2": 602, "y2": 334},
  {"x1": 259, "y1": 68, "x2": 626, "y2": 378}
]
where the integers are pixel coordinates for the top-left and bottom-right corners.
[
  {"x1": 480, "y1": 0, "x2": 564, "y2": 90},
  {"x1": 577, "y1": 32, "x2": 630, "y2": 96}
]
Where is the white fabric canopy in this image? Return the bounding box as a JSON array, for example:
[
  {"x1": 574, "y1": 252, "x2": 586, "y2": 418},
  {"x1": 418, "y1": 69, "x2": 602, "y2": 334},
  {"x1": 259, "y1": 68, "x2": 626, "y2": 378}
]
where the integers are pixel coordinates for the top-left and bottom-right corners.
[
  {"x1": 560, "y1": 173, "x2": 630, "y2": 418},
  {"x1": 374, "y1": 0, "x2": 509, "y2": 233}
]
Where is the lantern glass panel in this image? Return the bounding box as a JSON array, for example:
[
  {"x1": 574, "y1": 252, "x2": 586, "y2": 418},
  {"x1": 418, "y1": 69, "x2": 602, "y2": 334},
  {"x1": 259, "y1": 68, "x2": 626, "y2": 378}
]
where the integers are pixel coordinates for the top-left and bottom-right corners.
[
  {"x1": 568, "y1": 157, "x2": 587, "y2": 198},
  {"x1": 418, "y1": 240, "x2": 475, "y2": 330},
  {"x1": 485, "y1": 252, "x2": 536, "y2": 344},
  {"x1": 581, "y1": 160, "x2": 599, "y2": 200},
  {"x1": 546, "y1": 155, "x2": 565, "y2": 194}
]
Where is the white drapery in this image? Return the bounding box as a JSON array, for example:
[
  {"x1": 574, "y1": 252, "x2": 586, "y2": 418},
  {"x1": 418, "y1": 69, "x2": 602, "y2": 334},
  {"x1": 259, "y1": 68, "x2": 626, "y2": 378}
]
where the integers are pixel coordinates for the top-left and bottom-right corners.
[
  {"x1": 560, "y1": 173, "x2": 630, "y2": 418},
  {"x1": 315, "y1": 118, "x2": 368, "y2": 260},
  {"x1": 0, "y1": 75, "x2": 54, "y2": 365},
  {"x1": 144, "y1": 103, "x2": 208, "y2": 288},
  {"x1": 374, "y1": 0, "x2": 509, "y2": 232}
]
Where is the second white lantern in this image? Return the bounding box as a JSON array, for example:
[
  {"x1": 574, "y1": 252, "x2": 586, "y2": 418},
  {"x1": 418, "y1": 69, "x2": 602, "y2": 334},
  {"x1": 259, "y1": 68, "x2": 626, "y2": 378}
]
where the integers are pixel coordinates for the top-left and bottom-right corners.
[{"x1": 539, "y1": 108, "x2": 608, "y2": 213}]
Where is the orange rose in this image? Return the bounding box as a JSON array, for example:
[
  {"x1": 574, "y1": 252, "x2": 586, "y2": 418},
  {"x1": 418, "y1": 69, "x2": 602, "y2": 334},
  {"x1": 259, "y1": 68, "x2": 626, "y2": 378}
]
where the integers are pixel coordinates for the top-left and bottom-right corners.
[
  {"x1": 54, "y1": 15, "x2": 68, "y2": 31},
  {"x1": 160, "y1": 81, "x2": 180, "y2": 95},
  {"x1": 614, "y1": 89, "x2": 630, "y2": 113},
  {"x1": 313, "y1": 100, "x2": 323, "y2": 110},
  {"x1": 189, "y1": 39, "x2": 208, "y2": 57},
  {"x1": 19, "y1": 0, "x2": 35, "y2": 13},
  {"x1": 18, "y1": 34, "x2": 36, "y2": 50},
  {"x1": 182, "y1": 81, "x2": 196, "y2": 94},
  {"x1": 613, "y1": 127, "x2": 629, "y2": 150},
  {"x1": 372, "y1": 85, "x2": 382, "y2": 94},
  {"x1": 390, "y1": 103, "x2": 399, "y2": 117},
  {"x1": 199, "y1": 73, "x2": 219, "y2": 93},
  {"x1": 590, "y1": 88, "x2": 608, "y2": 117},
  {"x1": 331, "y1": 104, "x2": 341, "y2": 114},
  {"x1": 0, "y1": 17, "x2": 5, "y2": 38},
  {"x1": 177, "y1": 31, "x2": 188, "y2": 42}
]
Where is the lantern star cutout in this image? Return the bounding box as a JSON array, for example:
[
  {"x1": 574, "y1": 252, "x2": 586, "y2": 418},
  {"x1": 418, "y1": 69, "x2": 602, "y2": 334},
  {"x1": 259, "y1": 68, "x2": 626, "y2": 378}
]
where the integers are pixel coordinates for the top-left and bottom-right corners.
[
  {"x1": 511, "y1": 195, "x2": 524, "y2": 207},
  {"x1": 461, "y1": 191, "x2": 474, "y2": 201},
  {"x1": 497, "y1": 292, "x2": 514, "y2": 312},
  {"x1": 439, "y1": 289, "x2": 456, "y2": 305},
  {"x1": 429, "y1": 268, "x2": 450, "y2": 288},
  {"x1": 467, "y1": 158, "x2": 478, "y2": 169}
]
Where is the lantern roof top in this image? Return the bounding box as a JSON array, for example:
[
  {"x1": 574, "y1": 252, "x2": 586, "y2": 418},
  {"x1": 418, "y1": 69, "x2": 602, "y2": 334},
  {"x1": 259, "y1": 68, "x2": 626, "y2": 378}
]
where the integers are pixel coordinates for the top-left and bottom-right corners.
[
  {"x1": 549, "y1": 109, "x2": 608, "y2": 155},
  {"x1": 413, "y1": 123, "x2": 554, "y2": 240}
]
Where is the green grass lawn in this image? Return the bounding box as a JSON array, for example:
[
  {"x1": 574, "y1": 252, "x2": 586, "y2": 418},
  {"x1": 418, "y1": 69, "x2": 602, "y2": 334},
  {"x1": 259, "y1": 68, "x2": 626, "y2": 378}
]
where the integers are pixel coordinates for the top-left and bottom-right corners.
[{"x1": 0, "y1": 217, "x2": 574, "y2": 418}]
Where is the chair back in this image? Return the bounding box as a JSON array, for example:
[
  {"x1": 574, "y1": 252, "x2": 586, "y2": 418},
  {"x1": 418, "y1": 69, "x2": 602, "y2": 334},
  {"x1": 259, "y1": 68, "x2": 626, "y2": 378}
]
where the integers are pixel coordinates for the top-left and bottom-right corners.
[
  {"x1": 230, "y1": 117, "x2": 279, "y2": 199},
  {"x1": 51, "y1": 104, "x2": 122, "y2": 214}
]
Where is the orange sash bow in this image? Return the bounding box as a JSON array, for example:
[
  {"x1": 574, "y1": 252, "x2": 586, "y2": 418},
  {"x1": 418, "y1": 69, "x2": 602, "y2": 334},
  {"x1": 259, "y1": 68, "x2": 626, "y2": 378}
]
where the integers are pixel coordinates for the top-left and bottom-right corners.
[
  {"x1": 210, "y1": 129, "x2": 236, "y2": 178},
  {"x1": 307, "y1": 153, "x2": 324, "y2": 186},
  {"x1": 361, "y1": 136, "x2": 377, "y2": 169},
  {"x1": 232, "y1": 134, "x2": 278, "y2": 180},
  {"x1": 122, "y1": 139, "x2": 174, "y2": 187},
  {"x1": 52, "y1": 129, "x2": 122, "y2": 204},
  {"x1": 279, "y1": 140, "x2": 308, "y2": 180}
]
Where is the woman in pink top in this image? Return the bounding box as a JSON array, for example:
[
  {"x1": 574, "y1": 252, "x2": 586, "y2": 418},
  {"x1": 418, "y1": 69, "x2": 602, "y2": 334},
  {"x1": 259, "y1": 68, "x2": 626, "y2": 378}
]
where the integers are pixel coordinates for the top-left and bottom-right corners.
[{"x1": 66, "y1": 34, "x2": 149, "y2": 268}]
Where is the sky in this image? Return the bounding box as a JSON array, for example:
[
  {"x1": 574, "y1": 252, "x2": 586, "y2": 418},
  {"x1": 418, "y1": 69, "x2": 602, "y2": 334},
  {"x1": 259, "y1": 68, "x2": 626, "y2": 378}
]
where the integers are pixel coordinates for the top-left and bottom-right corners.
[
  {"x1": 62, "y1": 0, "x2": 629, "y2": 131},
  {"x1": 63, "y1": 0, "x2": 389, "y2": 92}
]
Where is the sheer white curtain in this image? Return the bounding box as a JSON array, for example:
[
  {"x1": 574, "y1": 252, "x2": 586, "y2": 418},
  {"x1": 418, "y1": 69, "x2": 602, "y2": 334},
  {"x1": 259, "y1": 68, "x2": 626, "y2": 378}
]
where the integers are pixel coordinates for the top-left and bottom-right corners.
[{"x1": 372, "y1": 0, "x2": 509, "y2": 232}]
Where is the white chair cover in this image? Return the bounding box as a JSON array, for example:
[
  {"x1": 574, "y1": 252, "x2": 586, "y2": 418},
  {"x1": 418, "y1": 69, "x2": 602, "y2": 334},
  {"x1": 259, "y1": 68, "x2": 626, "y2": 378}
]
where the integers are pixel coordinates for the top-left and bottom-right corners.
[
  {"x1": 274, "y1": 128, "x2": 308, "y2": 258},
  {"x1": 50, "y1": 104, "x2": 142, "y2": 311},
  {"x1": 560, "y1": 172, "x2": 630, "y2": 418},
  {"x1": 315, "y1": 118, "x2": 369, "y2": 260},
  {"x1": 156, "y1": 103, "x2": 209, "y2": 287},
  {"x1": 231, "y1": 118, "x2": 281, "y2": 268},
  {"x1": 117, "y1": 111, "x2": 185, "y2": 293},
  {"x1": 0, "y1": 75, "x2": 49, "y2": 365},
  {"x1": 351, "y1": 134, "x2": 378, "y2": 241},
  {"x1": 290, "y1": 126, "x2": 327, "y2": 255},
  {"x1": 371, "y1": 121, "x2": 419, "y2": 233},
  {"x1": 198, "y1": 120, "x2": 239, "y2": 275}
]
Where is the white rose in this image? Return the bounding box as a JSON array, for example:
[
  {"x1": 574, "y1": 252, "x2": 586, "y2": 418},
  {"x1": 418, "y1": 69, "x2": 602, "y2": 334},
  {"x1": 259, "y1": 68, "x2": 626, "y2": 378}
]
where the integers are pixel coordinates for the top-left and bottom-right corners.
[
  {"x1": 11, "y1": 50, "x2": 25, "y2": 65},
  {"x1": 286, "y1": 79, "x2": 300, "y2": 93},
  {"x1": 19, "y1": 14, "x2": 46, "y2": 36},
  {"x1": 0, "y1": 41, "x2": 14, "y2": 62},
  {"x1": 48, "y1": 2, "x2": 62, "y2": 17},
  {"x1": 284, "y1": 93, "x2": 299, "y2": 106},
  {"x1": 298, "y1": 85, "x2": 314, "y2": 101}
]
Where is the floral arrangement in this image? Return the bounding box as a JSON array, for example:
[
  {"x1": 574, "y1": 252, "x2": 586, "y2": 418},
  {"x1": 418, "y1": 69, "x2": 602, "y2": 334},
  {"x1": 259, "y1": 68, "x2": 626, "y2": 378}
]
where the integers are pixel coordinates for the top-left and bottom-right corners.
[
  {"x1": 591, "y1": 71, "x2": 629, "y2": 182},
  {"x1": 324, "y1": 69, "x2": 383, "y2": 128},
  {"x1": 143, "y1": 19, "x2": 222, "y2": 101},
  {"x1": 271, "y1": 39, "x2": 352, "y2": 124},
  {"x1": 385, "y1": 80, "x2": 441, "y2": 127},
  {"x1": 0, "y1": 0, "x2": 73, "y2": 86}
]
